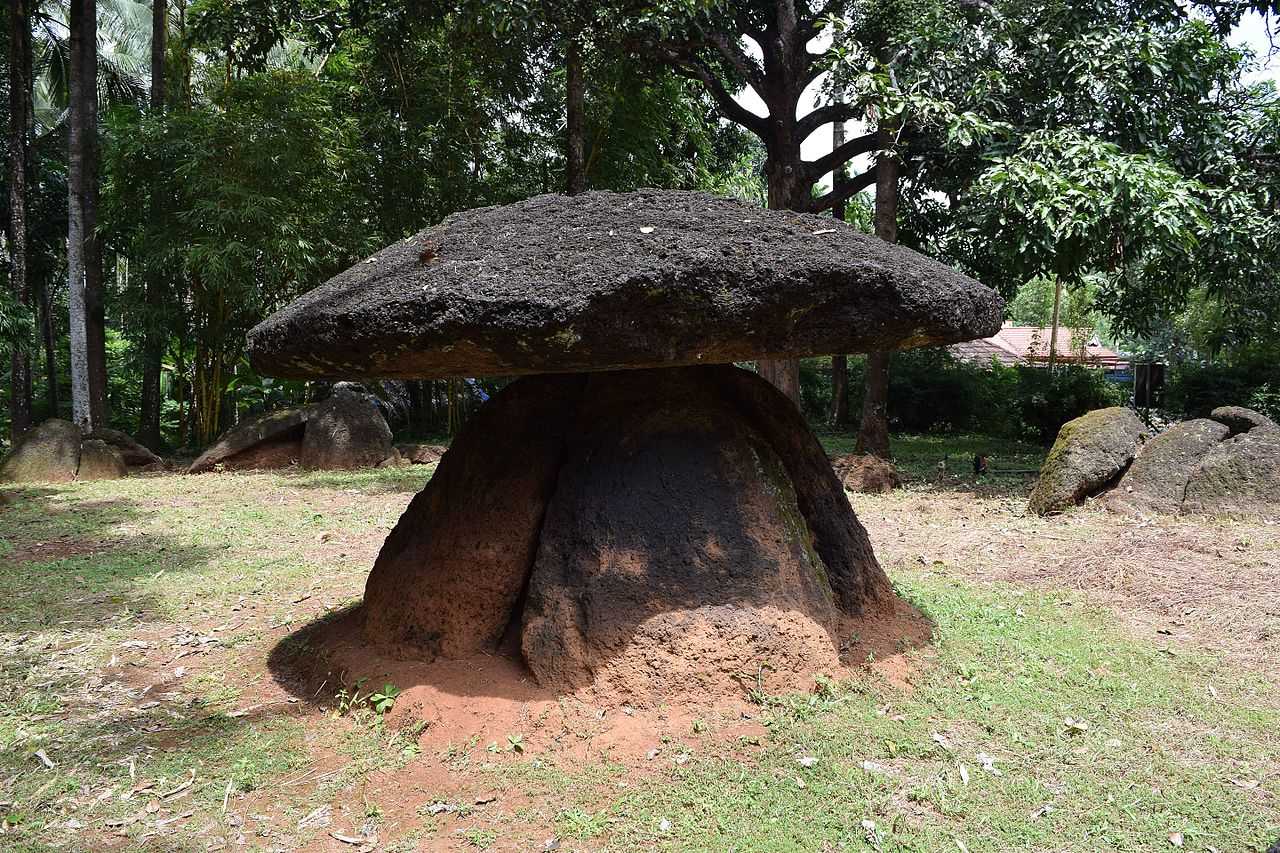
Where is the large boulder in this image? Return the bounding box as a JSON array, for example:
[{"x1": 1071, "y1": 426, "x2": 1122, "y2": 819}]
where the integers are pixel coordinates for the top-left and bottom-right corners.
[
  {"x1": 188, "y1": 407, "x2": 311, "y2": 473},
  {"x1": 1028, "y1": 407, "x2": 1148, "y2": 516},
  {"x1": 1209, "y1": 406, "x2": 1277, "y2": 436},
  {"x1": 362, "y1": 375, "x2": 585, "y2": 660},
  {"x1": 830, "y1": 453, "x2": 902, "y2": 494},
  {"x1": 299, "y1": 389, "x2": 395, "y2": 470},
  {"x1": 0, "y1": 419, "x2": 82, "y2": 483},
  {"x1": 88, "y1": 428, "x2": 162, "y2": 468},
  {"x1": 1182, "y1": 427, "x2": 1280, "y2": 517},
  {"x1": 359, "y1": 366, "x2": 892, "y2": 703},
  {"x1": 1107, "y1": 419, "x2": 1230, "y2": 516},
  {"x1": 76, "y1": 439, "x2": 127, "y2": 481},
  {"x1": 521, "y1": 369, "x2": 856, "y2": 701}
]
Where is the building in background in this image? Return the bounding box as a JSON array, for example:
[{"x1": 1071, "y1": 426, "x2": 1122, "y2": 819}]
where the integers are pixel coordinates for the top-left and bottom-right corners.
[{"x1": 950, "y1": 324, "x2": 1131, "y2": 380}]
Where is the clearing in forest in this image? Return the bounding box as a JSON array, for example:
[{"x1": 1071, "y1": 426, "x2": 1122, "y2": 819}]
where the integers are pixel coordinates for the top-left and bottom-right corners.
[{"x1": 0, "y1": 445, "x2": 1277, "y2": 852}]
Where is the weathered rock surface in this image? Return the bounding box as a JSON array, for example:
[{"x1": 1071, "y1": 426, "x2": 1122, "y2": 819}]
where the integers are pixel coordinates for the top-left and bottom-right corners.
[
  {"x1": 1210, "y1": 405, "x2": 1277, "y2": 436},
  {"x1": 0, "y1": 419, "x2": 82, "y2": 483},
  {"x1": 396, "y1": 443, "x2": 448, "y2": 465},
  {"x1": 359, "y1": 366, "x2": 892, "y2": 701},
  {"x1": 362, "y1": 375, "x2": 586, "y2": 660},
  {"x1": 1028, "y1": 407, "x2": 1148, "y2": 516},
  {"x1": 88, "y1": 428, "x2": 163, "y2": 468},
  {"x1": 76, "y1": 439, "x2": 127, "y2": 481},
  {"x1": 522, "y1": 369, "x2": 849, "y2": 701},
  {"x1": 300, "y1": 389, "x2": 395, "y2": 470},
  {"x1": 188, "y1": 407, "x2": 311, "y2": 473},
  {"x1": 247, "y1": 190, "x2": 1004, "y2": 380},
  {"x1": 830, "y1": 453, "x2": 902, "y2": 495},
  {"x1": 1107, "y1": 419, "x2": 1230, "y2": 516},
  {"x1": 719, "y1": 367, "x2": 889, "y2": 615},
  {"x1": 1182, "y1": 426, "x2": 1280, "y2": 517}
]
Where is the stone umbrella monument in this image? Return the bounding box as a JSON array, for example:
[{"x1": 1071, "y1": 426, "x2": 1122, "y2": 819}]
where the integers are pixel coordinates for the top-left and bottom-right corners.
[{"x1": 249, "y1": 190, "x2": 1003, "y2": 702}]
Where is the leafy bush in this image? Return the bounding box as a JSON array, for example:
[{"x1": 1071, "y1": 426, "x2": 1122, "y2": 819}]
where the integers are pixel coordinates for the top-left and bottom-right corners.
[
  {"x1": 1249, "y1": 384, "x2": 1280, "y2": 422},
  {"x1": 801, "y1": 349, "x2": 1125, "y2": 444},
  {"x1": 1162, "y1": 360, "x2": 1280, "y2": 419}
]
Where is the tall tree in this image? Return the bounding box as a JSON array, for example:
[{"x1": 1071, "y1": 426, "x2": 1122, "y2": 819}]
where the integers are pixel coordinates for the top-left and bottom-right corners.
[
  {"x1": 855, "y1": 124, "x2": 896, "y2": 458},
  {"x1": 642, "y1": 1, "x2": 883, "y2": 403},
  {"x1": 137, "y1": 0, "x2": 167, "y2": 448},
  {"x1": 68, "y1": 0, "x2": 108, "y2": 432},
  {"x1": 7, "y1": 0, "x2": 34, "y2": 439},
  {"x1": 565, "y1": 33, "x2": 587, "y2": 194},
  {"x1": 827, "y1": 99, "x2": 850, "y2": 427}
]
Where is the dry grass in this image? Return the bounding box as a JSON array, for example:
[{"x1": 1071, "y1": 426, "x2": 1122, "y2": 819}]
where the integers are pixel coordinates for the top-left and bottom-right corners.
[
  {"x1": 858, "y1": 483, "x2": 1280, "y2": 677},
  {"x1": 0, "y1": 459, "x2": 1277, "y2": 851}
]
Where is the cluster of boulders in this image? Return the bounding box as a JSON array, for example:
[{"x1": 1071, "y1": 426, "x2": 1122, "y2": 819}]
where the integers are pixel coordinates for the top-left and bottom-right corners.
[
  {"x1": 189, "y1": 384, "x2": 400, "y2": 473},
  {"x1": 0, "y1": 420, "x2": 163, "y2": 483},
  {"x1": 2, "y1": 385, "x2": 439, "y2": 484},
  {"x1": 1028, "y1": 405, "x2": 1279, "y2": 517}
]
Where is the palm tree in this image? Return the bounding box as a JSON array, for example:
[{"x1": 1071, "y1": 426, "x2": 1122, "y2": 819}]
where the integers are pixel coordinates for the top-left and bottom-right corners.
[
  {"x1": 66, "y1": 0, "x2": 104, "y2": 431},
  {"x1": 8, "y1": 0, "x2": 36, "y2": 440},
  {"x1": 20, "y1": 0, "x2": 148, "y2": 430}
]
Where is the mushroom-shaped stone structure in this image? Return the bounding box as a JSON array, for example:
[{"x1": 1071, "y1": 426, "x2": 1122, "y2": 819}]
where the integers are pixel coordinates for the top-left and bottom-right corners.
[{"x1": 249, "y1": 190, "x2": 1003, "y2": 703}]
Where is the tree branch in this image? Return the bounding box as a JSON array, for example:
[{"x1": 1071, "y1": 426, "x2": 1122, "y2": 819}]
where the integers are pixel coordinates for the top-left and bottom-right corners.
[
  {"x1": 646, "y1": 41, "x2": 769, "y2": 137},
  {"x1": 809, "y1": 167, "x2": 878, "y2": 213},
  {"x1": 709, "y1": 32, "x2": 765, "y2": 97},
  {"x1": 804, "y1": 132, "x2": 877, "y2": 179},
  {"x1": 797, "y1": 101, "x2": 866, "y2": 140}
]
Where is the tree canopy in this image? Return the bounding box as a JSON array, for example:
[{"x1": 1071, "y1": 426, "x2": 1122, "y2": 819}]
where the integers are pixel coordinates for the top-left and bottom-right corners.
[{"x1": 0, "y1": 0, "x2": 1277, "y2": 446}]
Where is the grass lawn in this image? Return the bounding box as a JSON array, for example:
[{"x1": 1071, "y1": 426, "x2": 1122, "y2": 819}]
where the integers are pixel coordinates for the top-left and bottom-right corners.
[{"x1": 0, "y1": 435, "x2": 1277, "y2": 852}]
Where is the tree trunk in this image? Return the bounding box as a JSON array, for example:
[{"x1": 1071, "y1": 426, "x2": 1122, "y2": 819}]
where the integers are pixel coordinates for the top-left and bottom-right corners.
[
  {"x1": 138, "y1": 0, "x2": 167, "y2": 449},
  {"x1": 758, "y1": 138, "x2": 807, "y2": 407},
  {"x1": 38, "y1": 275, "x2": 56, "y2": 413},
  {"x1": 855, "y1": 127, "x2": 897, "y2": 459},
  {"x1": 827, "y1": 107, "x2": 849, "y2": 427},
  {"x1": 8, "y1": 0, "x2": 33, "y2": 440},
  {"x1": 1047, "y1": 275, "x2": 1063, "y2": 371},
  {"x1": 150, "y1": 0, "x2": 166, "y2": 107},
  {"x1": 68, "y1": 0, "x2": 106, "y2": 432},
  {"x1": 829, "y1": 355, "x2": 848, "y2": 426},
  {"x1": 565, "y1": 35, "x2": 586, "y2": 195}
]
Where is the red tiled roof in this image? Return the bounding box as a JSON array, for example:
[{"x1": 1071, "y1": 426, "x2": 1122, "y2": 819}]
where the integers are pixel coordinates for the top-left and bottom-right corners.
[
  {"x1": 996, "y1": 326, "x2": 1126, "y2": 367},
  {"x1": 949, "y1": 326, "x2": 1128, "y2": 369},
  {"x1": 948, "y1": 337, "x2": 1024, "y2": 366}
]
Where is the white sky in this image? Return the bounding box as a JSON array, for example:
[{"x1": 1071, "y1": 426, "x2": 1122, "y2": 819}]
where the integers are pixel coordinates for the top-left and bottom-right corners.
[{"x1": 734, "y1": 13, "x2": 1279, "y2": 188}]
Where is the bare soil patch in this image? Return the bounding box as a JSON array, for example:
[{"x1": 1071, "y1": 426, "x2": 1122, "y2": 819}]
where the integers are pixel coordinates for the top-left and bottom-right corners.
[{"x1": 859, "y1": 487, "x2": 1280, "y2": 675}]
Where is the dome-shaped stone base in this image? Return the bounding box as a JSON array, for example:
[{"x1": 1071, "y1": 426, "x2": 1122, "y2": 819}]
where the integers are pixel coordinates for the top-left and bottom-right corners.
[{"x1": 359, "y1": 365, "x2": 895, "y2": 704}]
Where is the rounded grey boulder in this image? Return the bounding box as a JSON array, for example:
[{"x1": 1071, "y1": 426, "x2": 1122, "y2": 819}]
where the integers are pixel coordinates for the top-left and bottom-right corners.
[
  {"x1": 1106, "y1": 419, "x2": 1230, "y2": 516},
  {"x1": 1182, "y1": 427, "x2": 1280, "y2": 517},
  {"x1": 247, "y1": 190, "x2": 1004, "y2": 380},
  {"x1": 1028, "y1": 407, "x2": 1148, "y2": 516},
  {"x1": 77, "y1": 439, "x2": 128, "y2": 481},
  {"x1": 1209, "y1": 406, "x2": 1277, "y2": 436},
  {"x1": 300, "y1": 388, "x2": 395, "y2": 470},
  {"x1": 0, "y1": 419, "x2": 82, "y2": 483}
]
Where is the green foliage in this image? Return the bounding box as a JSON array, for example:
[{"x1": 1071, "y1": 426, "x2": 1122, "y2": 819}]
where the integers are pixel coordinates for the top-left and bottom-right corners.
[
  {"x1": 368, "y1": 683, "x2": 400, "y2": 715},
  {"x1": 1249, "y1": 384, "x2": 1280, "y2": 422},
  {"x1": 805, "y1": 351, "x2": 1124, "y2": 444},
  {"x1": 0, "y1": 288, "x2": 36, "y2": 351},
  {"x1": 1162, "y1": 360, "x2": 1280, "y2": 419},
  {"x1": 104, "y1": 71, "x2": 379, "y2": 442},
  {"x1": 969, "y1": 128, "x2": 1210, "y2": 313}
]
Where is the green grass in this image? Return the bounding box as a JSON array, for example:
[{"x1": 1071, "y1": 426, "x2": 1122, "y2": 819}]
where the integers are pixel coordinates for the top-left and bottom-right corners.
[
  {"x1": 816, "y1": 430, "x2": 1048, "y2": 482},
  {"x1": 581, "y1": 574, "x2": 1280, "y2": 850},
  {"x1": 0, "y1": 442, "x2": 1275, "y2": 851}
]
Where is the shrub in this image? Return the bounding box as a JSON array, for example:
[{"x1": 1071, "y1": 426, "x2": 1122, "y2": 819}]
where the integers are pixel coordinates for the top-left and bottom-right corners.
[{"x1": 802, "y1": 349, "x2": 1125, "y2": 444}]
